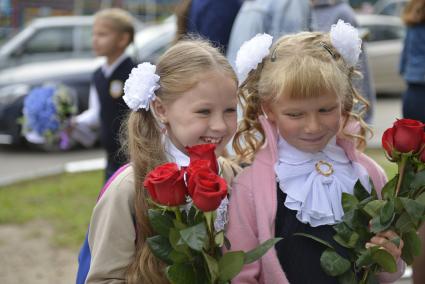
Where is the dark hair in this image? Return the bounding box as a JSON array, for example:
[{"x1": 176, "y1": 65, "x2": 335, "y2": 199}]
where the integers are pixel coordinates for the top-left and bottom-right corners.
[{"x1": 403, "y1": 0, "x2": 425, "y2": 25}]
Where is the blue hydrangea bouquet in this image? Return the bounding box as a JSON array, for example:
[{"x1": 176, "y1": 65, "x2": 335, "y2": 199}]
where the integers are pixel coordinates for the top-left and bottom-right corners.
[{"x1": 22, "y1": 84, "x2": 78, "y2": 150}]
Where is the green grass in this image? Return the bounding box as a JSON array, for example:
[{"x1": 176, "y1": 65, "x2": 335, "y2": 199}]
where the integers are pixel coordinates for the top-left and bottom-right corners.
[
  {"x1": 0, "y1": 148, "x2": 398, "y2": 249},
  {"x1": 365, "y1": 147, "x2": 398, "y2": 179},
  {"x1": 0, "y1": 171, "x2": 102, "y2": 248}
]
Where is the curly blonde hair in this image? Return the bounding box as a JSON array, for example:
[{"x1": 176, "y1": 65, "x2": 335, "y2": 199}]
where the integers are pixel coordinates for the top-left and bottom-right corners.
[
  {"x1": 233, "y1": 31, "x2": 371, "y2": 164},
  {"x1": 121, "y1": 39, "x2": 237, "y2": 283}
]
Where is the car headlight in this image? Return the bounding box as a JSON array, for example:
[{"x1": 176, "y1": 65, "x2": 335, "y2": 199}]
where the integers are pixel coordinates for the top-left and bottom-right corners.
[{"x1": 0, "y1": 84, "x2": 30, "y2": 105}]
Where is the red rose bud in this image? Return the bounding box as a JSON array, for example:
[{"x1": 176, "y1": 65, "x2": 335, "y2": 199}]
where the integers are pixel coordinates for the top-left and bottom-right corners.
[
  {"x1": 382, "y1": 118, "x2": 424, "y2": 155},
  {"x1": 186, "y1": 144, "x2": 219, "y2": 174},
  {"x1": 143, "y1": 163, "x2": 188, "y2": 206},
  {"x1": 188, "y1": 168, "x2": 227, "y2": 212}
]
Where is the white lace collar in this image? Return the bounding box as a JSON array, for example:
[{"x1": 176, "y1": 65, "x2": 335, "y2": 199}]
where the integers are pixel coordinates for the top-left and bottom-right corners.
[{"x1": 274, "y1": 135, "x2": 371, "y2": 227}]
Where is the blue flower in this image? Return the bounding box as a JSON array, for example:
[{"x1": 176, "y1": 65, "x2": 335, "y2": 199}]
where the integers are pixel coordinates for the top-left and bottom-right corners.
[{"x1": 23, "y1": 86, "x2": 60, "y2": 135}]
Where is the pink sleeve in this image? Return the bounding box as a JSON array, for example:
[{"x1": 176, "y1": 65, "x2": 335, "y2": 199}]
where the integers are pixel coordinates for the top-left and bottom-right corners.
[{"x1": 225, "y1": 174, "x2": 261, "y2": 283}]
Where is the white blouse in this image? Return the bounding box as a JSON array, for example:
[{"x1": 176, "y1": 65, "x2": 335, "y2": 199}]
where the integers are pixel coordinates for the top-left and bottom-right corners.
[{"x1": 274, "y1": 136, "x2": 371, "y2": 227}]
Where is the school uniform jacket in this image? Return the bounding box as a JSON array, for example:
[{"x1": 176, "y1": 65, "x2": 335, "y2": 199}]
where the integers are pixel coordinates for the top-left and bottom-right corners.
[{"x1": 225, "y1": 116, "x2": 405, "y2": 284}]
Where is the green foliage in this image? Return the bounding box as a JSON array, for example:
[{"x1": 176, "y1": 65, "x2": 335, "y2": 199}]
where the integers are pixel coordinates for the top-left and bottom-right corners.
[
  {"x1": 296, "y1": 147, "x2": 425, "y2": 283},
  {"x1": 147, "y1": 204, "x2": 279, "y2": 283}
]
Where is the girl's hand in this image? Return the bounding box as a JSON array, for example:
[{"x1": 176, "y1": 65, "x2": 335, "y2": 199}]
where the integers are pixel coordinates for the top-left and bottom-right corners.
[{"x1": 366, "y1": 230, "x2": 404, "y2": 260}]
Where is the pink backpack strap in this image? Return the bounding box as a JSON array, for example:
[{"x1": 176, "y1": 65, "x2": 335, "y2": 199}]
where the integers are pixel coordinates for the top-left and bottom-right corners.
[{"x1": 97, "y1": 163, "x2": 130, "y2": 201}]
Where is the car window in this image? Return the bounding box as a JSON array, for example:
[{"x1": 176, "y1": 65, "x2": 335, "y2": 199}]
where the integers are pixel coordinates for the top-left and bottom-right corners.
[
  {"x1": 364, "y1": 24, "x2": 404, "y2": 42},
  {"x1": 79, "y1": 26, "x2": 92, "y2": 52},
  {"x1": 380, "y1": 3, "x2": 397, "y2": 15},
  {"x1": 23, "y1": 27, "x2": 73, "y2": 54}
]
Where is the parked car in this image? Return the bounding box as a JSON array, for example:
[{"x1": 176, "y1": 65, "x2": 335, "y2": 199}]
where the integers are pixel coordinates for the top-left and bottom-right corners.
[
  {"x1": 0, "y1": 16, "x2": 172, "y2": 149},
  {"x1": 357, "y1": 14, "x2": 406, "y2": 95},
  {"x1": 373, "y1": 0, "x2": 408, "y2": 16},
  {"x1": 0, "y1": 15, "x2": 143, "y2": 70}
]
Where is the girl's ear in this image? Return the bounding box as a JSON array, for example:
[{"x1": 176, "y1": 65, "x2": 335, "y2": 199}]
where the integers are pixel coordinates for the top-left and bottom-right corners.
[{"x1": 151, "y1": 98, "x2": 168, "y2": 124}]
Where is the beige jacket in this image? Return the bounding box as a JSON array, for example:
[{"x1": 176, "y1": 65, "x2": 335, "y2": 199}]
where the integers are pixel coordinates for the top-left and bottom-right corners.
[{"x1": 85, "y1": 158, "x2": 241, "y2": 283}]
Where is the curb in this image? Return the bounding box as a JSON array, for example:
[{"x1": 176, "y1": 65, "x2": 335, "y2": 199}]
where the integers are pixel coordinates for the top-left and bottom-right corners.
[{"x1": 0, "y1": 158, "x2": 106, "y2": 187}]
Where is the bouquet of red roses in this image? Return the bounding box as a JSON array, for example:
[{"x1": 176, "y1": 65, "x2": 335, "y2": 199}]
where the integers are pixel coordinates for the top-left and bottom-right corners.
[
  {"x1": 143, "y1": 144, "x2": 280, "y2": 284},
  {"x1": 300, "y1": 118, "x2": 425, "y2": 283}
]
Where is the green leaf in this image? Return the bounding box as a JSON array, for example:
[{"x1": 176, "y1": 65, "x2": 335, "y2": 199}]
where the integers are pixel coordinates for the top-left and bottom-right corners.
[
  {"x1": 244, "y1": 238, "x2": 283, "y2": 264},
  {"x1": 320, "y1": 249, "x2": 351, "y2": 277},
  {"x1": 169, "y1": 250, "x2": 189, "y2": 263},
  {"x1": 369, "y1": 215, "x2": 392, "y2": 233},
  {"x1": 179, "y1": 222, "x2": 207, "y2": 252},
  {"x1": 343, "y1": 209, "x2": 369, "y2": 230},
  {"x1": 354, "y1": 180, "x2": 371, "y2": 201},
  {"x1": 400, "y1": 165, "x2": 416, "y2": 196},
  {"x1": 202, "y1": 251, "x2": 219, "y2": 283},
  {"x1": 148, "y1": 209, "x2": 174, "y2": 237},
  {"x1": 379, "y1": 199, "x2": 395, "y2": 225},
  {"x1": 362, "y1": 200, "x2": 385, "y2": 218},
  {"x1": 338, "y1": 269, "x2": 357, "y2": 284},
  {"x1": 293, "y1": 233, "x2": 333, "y2": 249},
  {"x1": 169, "y1": 228, "x2": 190, "y2": 254},
  {"x1": 146, "y1": 235, "x2": 173, "y2": 264},
  {"x1": 371, "y1": 249, "x2": 397, "y2": 273},
  {"x1": 166, "y1": 263, "x2": 197, "y2": 284},
  {"x1": 215, "y1": 231, "x2": 224, "y2": 247},
  {"x1": 218, "y1": 251, "x2": 244, "y2": 282},
  {"x1": 342, "y1": 193, "x2": 359, "y2": 213},
  {"x1": 399, "y1": 197, "x2": 425, "y2": 223},
  {"x1": 356, "y1": 249, "x2": 374, "y2": 267},
  {"x1": 395, "y1": 212, "x2": 416, "y2": 233},
  {"x1": 381, "y1": 175, "x2": 397, "y2": 200},
  {"x1": 401, "y1": 230, "x2": 422, "y2": 265},
  {"x1": 333, "y1": 223, "x2": 359, "y2": 248},
  {"x1": 415, "y1": 192, "x2": 425, "y2": 206},
  {"x1": 411, "y1": 170, "x2": 425, "y2": 190}
]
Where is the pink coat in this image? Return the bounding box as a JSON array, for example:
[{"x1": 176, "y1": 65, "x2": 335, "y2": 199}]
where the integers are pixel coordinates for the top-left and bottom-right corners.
[{"x1": 226, "y1": 116, "x2": 404, "y2": 284}]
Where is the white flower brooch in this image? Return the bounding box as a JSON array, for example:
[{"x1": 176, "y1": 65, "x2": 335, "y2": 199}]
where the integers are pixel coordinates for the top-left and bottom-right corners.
[
  {"x1": 235, "y1": 33, "x2": 273, "y2": 84},
  {"x1": 123, "y1": 62, "x2": 160, "y2": 111},
  {"x1": 330, "y1": 19, "x2": 362, "y2": 67}
]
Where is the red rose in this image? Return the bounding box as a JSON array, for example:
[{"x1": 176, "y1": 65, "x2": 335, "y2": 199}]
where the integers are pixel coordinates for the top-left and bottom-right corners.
[
  {"x1": 143, "y1": 163, "x2": 188, "y2": 206},
  {"x1": 382, "y1": 127, "x2": 395, "y2": 157},
  {"x1": 186, "y1": 159, "x2": 211, "y2": 182},
  {"x1": 186, "y1": 144, "x2": 219, "y2": 174},
  {"x1": 382, "y1": 119, "x2": 424, "y2": 156},
  {"x1": 187, "y1": 167, "x2": 227, "y2": 212}
]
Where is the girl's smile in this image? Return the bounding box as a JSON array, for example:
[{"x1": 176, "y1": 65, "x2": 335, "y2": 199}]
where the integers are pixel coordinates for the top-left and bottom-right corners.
[{"x1": 153, "y1": 70, "x2": 238, "y2": 156}]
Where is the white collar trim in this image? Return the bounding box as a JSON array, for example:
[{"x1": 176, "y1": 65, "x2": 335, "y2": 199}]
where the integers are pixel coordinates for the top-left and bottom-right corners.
[{"x1": 275, "y1": 135, "x2": 371, "y2": 227}]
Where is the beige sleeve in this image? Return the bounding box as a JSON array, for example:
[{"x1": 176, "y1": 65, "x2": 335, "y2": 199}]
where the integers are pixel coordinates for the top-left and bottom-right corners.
[
  {"x1": 218, "y1": 157, "x2": 242, "y2": 194},
  {"x1": 85, "y1": 166, "x2": 136, "y2": 284}
]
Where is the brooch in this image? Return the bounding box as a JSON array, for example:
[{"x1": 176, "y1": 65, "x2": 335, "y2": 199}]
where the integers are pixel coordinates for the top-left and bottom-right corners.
[{"x1": 315, "y1": 160, "x2": 334, "y2": 177}]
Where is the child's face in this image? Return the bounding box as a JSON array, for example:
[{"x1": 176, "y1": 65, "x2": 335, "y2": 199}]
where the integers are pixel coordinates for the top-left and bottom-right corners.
[
  {"x1": 92, "y1": 19, "x2": 127, "y2": 59},
  {"x1": 263, "y1": 91, "x2": 342, "y2": 153},
  {"x1": 155, "y1": 70, "x2": 238, "y2": 156}
]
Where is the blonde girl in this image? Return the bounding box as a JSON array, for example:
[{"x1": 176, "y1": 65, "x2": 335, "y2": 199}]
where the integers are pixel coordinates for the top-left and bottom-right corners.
[
  {"x1": 76, "y1": 39, "x2": 241, "y2": 283},
  {"x1": 226, "y1": 22, "x2": 405, "y2": 283}
]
